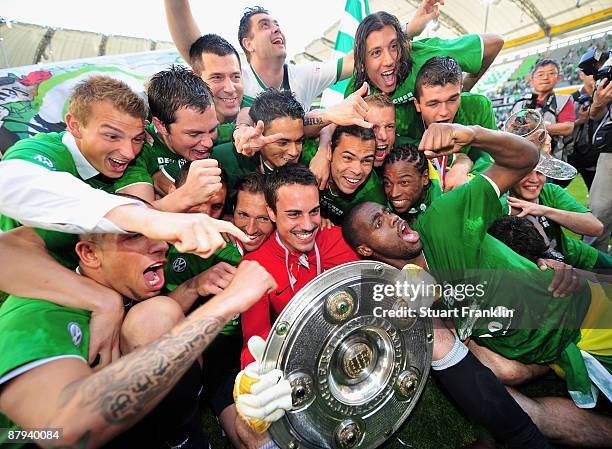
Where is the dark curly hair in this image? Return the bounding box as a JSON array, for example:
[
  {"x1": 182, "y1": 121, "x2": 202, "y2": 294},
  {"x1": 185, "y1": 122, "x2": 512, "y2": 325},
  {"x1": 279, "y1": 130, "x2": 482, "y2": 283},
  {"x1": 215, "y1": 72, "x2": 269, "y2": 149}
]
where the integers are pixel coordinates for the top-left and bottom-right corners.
[{"x1": 384, "y1": 143, "x2": 427, "y2": 174}]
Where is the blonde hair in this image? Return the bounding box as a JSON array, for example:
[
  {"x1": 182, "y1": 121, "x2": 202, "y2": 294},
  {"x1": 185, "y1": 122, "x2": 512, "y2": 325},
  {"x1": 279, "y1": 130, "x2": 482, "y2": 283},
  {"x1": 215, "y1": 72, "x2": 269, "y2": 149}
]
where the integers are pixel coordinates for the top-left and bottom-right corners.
[
  {"x1": 364, "y1": 93, "x2": 394, "y2": 110},
  {"x1": 69, "y1": 75, "x2": 148, "y2": 125}
]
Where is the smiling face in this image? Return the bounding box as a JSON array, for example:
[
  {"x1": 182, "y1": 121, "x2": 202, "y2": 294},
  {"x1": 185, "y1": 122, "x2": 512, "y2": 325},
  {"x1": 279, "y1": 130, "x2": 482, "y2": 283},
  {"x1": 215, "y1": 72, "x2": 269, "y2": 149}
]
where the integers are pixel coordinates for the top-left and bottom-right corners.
[
  {"x1": 68, "y1": 101, "x2": 146, "y2": 178},
  {"x1": 267, "y1": 184, "x2": 320, "y2": 254},
  {"x1": 383, "y1": 159, "x2": 429, "y2": 213},
  {"x1": 200, "y1": 53, "x2": 243, "y2": 122},
  {"x1": 260, "y1": 116, "x2": 304, "y2": 169},
  {"x1": 364, "y1": 25, "x2": 400, "y2": 94},
  {"x1": 79, "y1": 233, "x2": 169, "y2": 302},
  {"x1": 234, "y1": 190, "x2": 274, "y2": 252},
  {"x1": 414, "y1": 83, "x2": 461, "y2": 128},
  {"x1": 353, "y1": 203, "x2": 422, "y2": 260},
  {"x1": 244, "y1": 13, "x2": 287, "y2": 61},
  {"x1": 530, "y1": 63, "x2": 561, "y2": 96},
  {"x1": 512, "y1": 171, "x2": 545, "y2": 202},
  {"x1": 330, "y1": 134, "x2": 376, "y2": 194},
  {"x1": 366, "y1": 105, "x2": 396, "y2": 166},
  {"x1": 157, "y1": 106, "x2": 219, "y2": 161}
]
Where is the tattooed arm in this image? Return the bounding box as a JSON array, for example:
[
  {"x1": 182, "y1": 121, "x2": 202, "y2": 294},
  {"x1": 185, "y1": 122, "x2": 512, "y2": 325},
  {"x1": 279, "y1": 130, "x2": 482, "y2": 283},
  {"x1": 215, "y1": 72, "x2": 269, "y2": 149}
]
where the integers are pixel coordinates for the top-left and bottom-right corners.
[{"x1": 0, "y1": 260, "x2": 276, "y2": 449}]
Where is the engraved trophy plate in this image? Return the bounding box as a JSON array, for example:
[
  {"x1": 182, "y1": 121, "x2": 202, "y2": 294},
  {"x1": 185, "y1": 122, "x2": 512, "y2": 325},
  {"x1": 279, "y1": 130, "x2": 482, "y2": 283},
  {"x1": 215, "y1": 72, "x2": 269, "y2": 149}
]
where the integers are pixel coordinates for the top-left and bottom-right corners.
[{"x1": 262, "y1": 261, "x2": 435, "y2": 449}]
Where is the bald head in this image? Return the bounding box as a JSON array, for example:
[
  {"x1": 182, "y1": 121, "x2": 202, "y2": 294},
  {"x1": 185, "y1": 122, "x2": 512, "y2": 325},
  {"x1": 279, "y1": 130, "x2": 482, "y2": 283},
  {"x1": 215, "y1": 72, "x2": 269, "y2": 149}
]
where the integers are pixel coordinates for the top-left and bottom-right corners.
[{"x1": 343, "y1": 202, "x2": 423, "y2": 262}]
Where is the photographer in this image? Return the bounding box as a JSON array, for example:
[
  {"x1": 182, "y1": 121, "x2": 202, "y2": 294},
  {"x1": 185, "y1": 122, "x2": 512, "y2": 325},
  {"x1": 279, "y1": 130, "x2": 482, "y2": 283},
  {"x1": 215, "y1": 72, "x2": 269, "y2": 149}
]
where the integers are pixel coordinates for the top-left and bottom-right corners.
[
  {"x1": 584, "y1": 75, "x2": 612, "y2": 253},
  {"x1": 568, "y1": 70, "x2": 598, "y2": 188},
  {"x1": 511, "y1": 59, "x2": 576, "y2": 186}
]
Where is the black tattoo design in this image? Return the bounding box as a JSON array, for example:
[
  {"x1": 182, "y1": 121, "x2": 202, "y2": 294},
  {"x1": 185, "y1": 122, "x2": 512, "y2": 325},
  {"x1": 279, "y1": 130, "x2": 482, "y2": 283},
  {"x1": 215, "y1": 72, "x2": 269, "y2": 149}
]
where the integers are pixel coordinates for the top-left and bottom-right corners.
[
  {"x1": 304, "y1": 116, "x2": 324, "y2": 126},
  {"x1": 57, "y1": 315, "x2": 225, "y2": 434}
]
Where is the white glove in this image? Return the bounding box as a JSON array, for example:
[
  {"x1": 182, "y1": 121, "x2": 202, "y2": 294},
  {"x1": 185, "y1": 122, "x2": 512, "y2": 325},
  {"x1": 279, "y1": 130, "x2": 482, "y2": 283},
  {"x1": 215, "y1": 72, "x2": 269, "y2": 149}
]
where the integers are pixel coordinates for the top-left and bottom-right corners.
[{"x1": 234, "y1": 336, "x2": 293, "y2": 433}]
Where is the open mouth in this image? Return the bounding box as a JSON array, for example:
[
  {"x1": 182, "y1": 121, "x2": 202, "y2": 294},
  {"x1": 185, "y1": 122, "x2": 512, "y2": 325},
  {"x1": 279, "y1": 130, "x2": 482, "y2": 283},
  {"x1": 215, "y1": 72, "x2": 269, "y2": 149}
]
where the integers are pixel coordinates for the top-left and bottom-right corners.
[
  {"x1": 190, "y1": 148, "x2": 211, "y2": 160},
  {"x1": 397, "y1": 220, "x2": 420, "y2": 243},
  {"x1": 391, "y1": 199, "x2": 409, "y2": 210},
  {"x1": 380, "y1": 69, "x2": 396, "y2": 87},
  {"x1": 107, "y1": 157, "x2": 130, "y2": 172},
  {"x1": 292, "y1": 228, "x2": 316, "y2": 242},
  {"x1": 375, "y1": 145, "x2": 388, "y2": 160},
  {"x1": 143, "y1": 261, "x2": 165, "y2": 291},
  {"x1": 343, "y1": 176, "x2": 362, "y2": 187},
  {"x1": 271, "y1": 37, "x2": 284, "y2": 46}
]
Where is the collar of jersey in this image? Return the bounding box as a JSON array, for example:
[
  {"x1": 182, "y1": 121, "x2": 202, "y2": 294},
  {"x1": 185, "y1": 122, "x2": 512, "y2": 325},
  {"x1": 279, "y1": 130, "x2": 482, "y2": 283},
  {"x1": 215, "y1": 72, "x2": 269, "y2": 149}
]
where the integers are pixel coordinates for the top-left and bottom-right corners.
[{"x1": 63, "y1": 132, "x2": 99, "y2": 180}]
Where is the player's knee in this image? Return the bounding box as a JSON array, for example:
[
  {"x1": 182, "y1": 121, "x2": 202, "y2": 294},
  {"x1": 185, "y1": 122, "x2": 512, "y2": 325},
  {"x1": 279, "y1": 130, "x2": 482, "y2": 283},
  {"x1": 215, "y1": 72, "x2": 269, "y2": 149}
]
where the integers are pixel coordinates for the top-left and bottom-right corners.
[
  {"x1": 431, "y1": 319, "x2": 457, "y2": 361},
  {"x1": 121, "y1": 296, "x2": 184, "y2": 354}
]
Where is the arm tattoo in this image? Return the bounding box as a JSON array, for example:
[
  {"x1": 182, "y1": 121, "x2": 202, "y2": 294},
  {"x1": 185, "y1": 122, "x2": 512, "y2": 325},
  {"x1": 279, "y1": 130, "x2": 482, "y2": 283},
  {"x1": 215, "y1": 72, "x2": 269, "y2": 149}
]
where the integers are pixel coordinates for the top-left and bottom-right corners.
[
  {"x1": 58, "y1": 315, "x2": 225, "y2": 429},
  {"x1": 304, "y1": 116, "x2": 324, "y2": 126}
]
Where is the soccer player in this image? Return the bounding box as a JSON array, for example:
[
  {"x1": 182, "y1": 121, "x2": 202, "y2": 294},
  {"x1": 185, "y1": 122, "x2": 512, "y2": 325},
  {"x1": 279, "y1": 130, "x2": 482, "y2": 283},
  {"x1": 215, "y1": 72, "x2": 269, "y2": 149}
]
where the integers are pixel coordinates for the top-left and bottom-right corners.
[
  {"x1": 0, "y1": 75, "x2": 248, "y2": 367},
  {"x1": 342, "y1": 122, "x2": 612, "y2": 446},
  {"x1": 239, "y1": 163, "x2": 360, "y2": 367},
  {"x1": 383, "y1": 144, "x2": 442, "y2": 219},
  {"x1": 164, "y1": 172, "x2": 276, "y2": 448},
  {"x1": 301, "y1": 124, "x2": 386, "y2": 224},
  {"x1": 412, "y1": 56, "x2": 496, "y2": 191},
  {"x1": 344, "y1": 11, "x2": 503, "y2": 142},
  {"x1": 165, "y1": 88, "x2": 306, "y2": 190},
  {"x1": 114, "y1": 66, "x2": 223, "y2": 208},
  {"x1": 0, "y1": 224, "x2": 276, "y2": 448},
  {"x1": 365, "y1": 93, "x2": 397, "y2": 169}
]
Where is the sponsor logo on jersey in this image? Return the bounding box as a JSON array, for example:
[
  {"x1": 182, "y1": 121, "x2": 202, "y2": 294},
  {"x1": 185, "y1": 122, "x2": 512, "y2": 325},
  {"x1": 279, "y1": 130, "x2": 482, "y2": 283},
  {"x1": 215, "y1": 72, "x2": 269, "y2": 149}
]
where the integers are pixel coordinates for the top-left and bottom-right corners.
[
  {"x1": 67, "y1": 322, "x2": 83, "y2": 347},
  {"x1": 172, "y1": 257, "x2": 187, "y2": 273},
  {"x1": 33, "y1": 154, "x2": 54, "y2": 168}
]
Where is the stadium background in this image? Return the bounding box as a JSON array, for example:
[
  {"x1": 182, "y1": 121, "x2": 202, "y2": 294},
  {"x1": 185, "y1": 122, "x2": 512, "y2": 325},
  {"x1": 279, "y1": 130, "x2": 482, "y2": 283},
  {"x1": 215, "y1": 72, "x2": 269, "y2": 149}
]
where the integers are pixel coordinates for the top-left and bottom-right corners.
[{"x1": 0, "y1": 1, "x2": 610, "y2": 447}]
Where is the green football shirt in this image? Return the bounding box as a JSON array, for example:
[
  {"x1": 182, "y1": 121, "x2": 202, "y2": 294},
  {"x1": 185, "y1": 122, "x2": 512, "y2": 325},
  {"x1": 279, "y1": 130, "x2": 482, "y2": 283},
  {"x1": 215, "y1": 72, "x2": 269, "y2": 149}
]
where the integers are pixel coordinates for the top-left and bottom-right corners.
[
  {"x1": 301, "y1": 139, "x2": 386, "y2": 224},
  {"x1": 345, "y1": 35, "x2": 483, "y2": 140},
  {"x1": 0, "y1": 132, "x2": 119, "y2": 268},
  {"x1": 413, "y1": 175, "x2": 589, "y2": 366},
  {"x1": 164, "y1": 244, "x2": 243, "y2": 335}
]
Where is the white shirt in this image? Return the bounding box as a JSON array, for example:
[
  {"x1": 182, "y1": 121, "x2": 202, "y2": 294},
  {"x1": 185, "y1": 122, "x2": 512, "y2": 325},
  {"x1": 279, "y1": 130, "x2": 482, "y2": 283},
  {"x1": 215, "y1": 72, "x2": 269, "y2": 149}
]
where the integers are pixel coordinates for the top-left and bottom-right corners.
[
  {"x1": 0, "y1": 133, "x2": 141, "y2": 234},
  {"x1": 241, "y1": 58, "x2": 340, "y2": 110}
]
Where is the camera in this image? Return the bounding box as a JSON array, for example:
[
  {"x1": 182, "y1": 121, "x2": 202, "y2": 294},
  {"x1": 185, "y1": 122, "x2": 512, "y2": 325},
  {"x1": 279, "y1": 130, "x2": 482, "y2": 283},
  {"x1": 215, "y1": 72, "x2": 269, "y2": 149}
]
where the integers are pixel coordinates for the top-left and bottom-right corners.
[
  {"x1": 576, "y1": 93, "x2": 592, "y2": 108},
  {"x1": 578, "y1": 47, "x2": 612, "y2": 83}
]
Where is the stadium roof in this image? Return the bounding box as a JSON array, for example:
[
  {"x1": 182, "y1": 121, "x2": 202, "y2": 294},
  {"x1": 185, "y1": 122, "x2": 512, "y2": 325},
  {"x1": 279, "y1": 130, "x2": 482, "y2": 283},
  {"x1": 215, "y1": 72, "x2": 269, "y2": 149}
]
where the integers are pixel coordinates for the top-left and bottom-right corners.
[
  {"x1": 0, "y1": 1, "x2": 610, "y2": 69},
  {"x1": 293, "y1": 0, "x2": 612, "y2": 63}
]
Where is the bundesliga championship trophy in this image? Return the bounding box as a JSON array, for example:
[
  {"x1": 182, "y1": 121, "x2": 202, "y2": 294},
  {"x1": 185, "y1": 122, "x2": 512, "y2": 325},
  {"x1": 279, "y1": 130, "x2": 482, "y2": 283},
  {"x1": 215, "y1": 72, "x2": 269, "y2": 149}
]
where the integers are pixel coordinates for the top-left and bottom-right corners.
[{"x1": 261, "y1": 261, "x2": 436, "y2": 449}]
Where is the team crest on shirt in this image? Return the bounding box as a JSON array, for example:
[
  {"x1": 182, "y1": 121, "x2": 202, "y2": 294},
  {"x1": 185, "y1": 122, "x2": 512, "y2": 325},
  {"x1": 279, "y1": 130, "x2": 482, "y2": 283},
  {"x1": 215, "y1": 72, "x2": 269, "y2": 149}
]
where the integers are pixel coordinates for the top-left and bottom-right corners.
[
  {"x1": 172, "y1": 257, "x2": 187, "y2": 273},
  {"x1": 67, "y1": 322, "x2": 83, "y2": 347},
  {"x1": 32, "y1": 154, "x2": 54, "y2": 168}
]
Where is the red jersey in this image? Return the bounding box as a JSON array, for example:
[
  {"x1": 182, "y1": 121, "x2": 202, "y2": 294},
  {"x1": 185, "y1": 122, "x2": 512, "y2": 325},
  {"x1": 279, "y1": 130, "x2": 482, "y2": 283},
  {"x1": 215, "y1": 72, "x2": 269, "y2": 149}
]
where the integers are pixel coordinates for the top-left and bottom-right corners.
[{"x1": 239, "y1": 226, "x2": 359, "y2": 367}]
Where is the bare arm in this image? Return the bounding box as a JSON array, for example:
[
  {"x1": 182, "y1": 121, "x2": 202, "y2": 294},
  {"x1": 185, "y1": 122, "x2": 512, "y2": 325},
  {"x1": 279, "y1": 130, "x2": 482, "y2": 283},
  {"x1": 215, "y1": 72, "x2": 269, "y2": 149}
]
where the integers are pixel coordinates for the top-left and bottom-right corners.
[
  {"x1": 0, "y1": 261, "x2": 275, "y2": 449},
  {"x1": 419, "y1": 124, "x2": 538, "y2": 195},
  {"x1": 405, "y1": 0, "x2": 443, "y2": 38},
  {"x1": 164, "y1": 0, "x2": 202, "y2": 63},
  {"x1": 507, "y1": 198, "x2": 604, "y2": 237},
  {"x1": 463, "y1": 33, "x2": 504, "y2": 92},
  {"x1": 545, "y1": 121, "x2": 574, "y2": 137}
]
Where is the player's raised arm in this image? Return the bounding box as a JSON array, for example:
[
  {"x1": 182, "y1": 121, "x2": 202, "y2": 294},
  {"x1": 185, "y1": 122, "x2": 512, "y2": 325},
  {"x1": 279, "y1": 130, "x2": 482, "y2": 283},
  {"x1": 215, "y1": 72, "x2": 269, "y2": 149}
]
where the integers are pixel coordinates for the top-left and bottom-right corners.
[
  {"x1": 164, "y1": 0, "x2": 203, "y2": 63},
  {"x1": 419, "y1": 123, "x2": 539, "y2": 194}
]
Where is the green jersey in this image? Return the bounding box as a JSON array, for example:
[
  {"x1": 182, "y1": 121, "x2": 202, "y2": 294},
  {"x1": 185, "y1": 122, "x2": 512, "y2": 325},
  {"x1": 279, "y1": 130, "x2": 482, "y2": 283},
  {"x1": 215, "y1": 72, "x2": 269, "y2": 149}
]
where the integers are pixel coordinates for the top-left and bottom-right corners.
[
  {"x1": 114, "y1": 123, "x2": 181, "y2": 191},
  {"x1": 345, "y1": 35, "x2": 483, "y2": 140},
  {"x1": 165, "y1": 244, "x2": 243, "y2": 335},
  {"x1": 0, "y1": 296, "x2": 90, "y2": 447},
  {"x1": 0, "y1": 132, "x2": 119, "y2": 268},
  {"x1": 412, "y1": 175, "x2": 599, "y2": 397},
  {"x1": 301, "y1": 139, "x2": 387, "y2": 223},
  {"x1": 501, "y1": 183, "x2": 600, "y2": 270}
]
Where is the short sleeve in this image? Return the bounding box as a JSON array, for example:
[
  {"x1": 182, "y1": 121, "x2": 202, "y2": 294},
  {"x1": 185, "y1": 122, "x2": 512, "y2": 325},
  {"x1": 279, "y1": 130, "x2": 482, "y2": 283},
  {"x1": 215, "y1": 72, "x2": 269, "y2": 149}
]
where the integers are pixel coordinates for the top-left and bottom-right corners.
[
  {"x1": 541, "y1": 183, "x2": 589, "y2": 213},
  {"x1": 290, "y1": 59, "x2": 341, "y2": 110}
]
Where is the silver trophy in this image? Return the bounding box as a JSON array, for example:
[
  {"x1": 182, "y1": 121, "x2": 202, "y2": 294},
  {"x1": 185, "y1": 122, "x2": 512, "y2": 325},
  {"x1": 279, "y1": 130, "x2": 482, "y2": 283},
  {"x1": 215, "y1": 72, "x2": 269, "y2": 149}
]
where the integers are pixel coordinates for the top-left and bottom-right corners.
[{"x1": 261, "y1": 261, "x2": 436, "y2": 449}]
